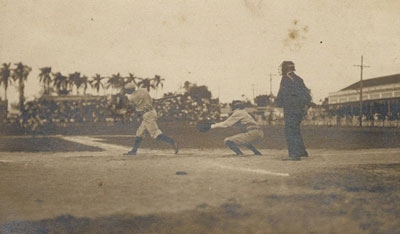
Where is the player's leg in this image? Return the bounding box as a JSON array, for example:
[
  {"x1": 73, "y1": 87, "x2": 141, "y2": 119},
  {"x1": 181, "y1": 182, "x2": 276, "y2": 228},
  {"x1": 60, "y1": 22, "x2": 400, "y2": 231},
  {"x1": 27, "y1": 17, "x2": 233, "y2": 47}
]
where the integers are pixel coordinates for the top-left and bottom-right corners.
[
  {"x1": 156, "y1": 134, "x2": 179, "y2": 154},
  {"x1": 125, "y1": 137, "x2": 143, "y2": 155},
  {"x1": 224, "y1": 139, "x2": 243, "y2": 155},
  {"x1": 146, "y1": 110, "x2": 179, "y2": 154},
  {"x1": 283, "y1": 113, "x2": 301, "y2": 160},
  {"x1": 295, "y1": 117, "x2": 308, "y2": 157},
  {"x1": 225, "y1": 134, "x2": 256, "y2": 155},
  {"x1": 124, "y1": 119, "x2": 146, "y2": 155},
  {"x1": 227, "y1": 130, "x2": 263, "y2": 155},
  {"x1": 244, "y1": 130, "x2": 264, "y2": 155},
  {"x1": 245, "y1": 144, "x2": 262, "y2": 155}
]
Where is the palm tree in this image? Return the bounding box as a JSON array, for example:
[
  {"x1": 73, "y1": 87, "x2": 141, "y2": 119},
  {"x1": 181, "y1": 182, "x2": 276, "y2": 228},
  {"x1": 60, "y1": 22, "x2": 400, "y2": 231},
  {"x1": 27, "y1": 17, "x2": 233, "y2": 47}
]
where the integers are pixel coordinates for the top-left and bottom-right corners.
[
  {"x1": 53, "y1": 72, "x2": 69, "y2": 95},
  {"x1": 11, "y1": 62, "x2": 32, "y2": 112},
  {"x1": 90, "y1": 74, "x2": 105, "y2": 95},
  {"x1": 38, "y1": 67, "x2": 52, "y2": 95},
  {"x1": 0, "y1": 63, "x2": 12, "y2": 118},
  {"x1": 68, "y1": 72, "x2": 81, "y2": 95},
  {"x1": 106, "y1": 73, "x2": 124, "y2": 94},
  {"x1": 125, "y1": 73, "x2": 138, "y2": 87},
  {"x1": 151, "y1": 75, "x2": 165, "y2": 89},
  {"x1": 81, "y1": 75, "x2": 89, "y2": 95},
  {"x1": 0, "y1": 63, "x2": 12, "y2": 101},
  {"x1": 151, "y1": 75, "x2": 165, "y2": 97},
  {"x1": 137, "y1": 77, "x2": 156, "y2": 92}
]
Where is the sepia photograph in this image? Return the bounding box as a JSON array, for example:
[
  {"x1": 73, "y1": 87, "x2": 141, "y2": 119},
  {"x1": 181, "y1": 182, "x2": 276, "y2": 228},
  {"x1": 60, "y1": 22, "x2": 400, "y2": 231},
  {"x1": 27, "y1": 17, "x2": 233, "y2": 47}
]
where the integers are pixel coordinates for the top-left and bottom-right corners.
[{"x1": 1, "y1": 0, "x2": 400, "y2": 233}]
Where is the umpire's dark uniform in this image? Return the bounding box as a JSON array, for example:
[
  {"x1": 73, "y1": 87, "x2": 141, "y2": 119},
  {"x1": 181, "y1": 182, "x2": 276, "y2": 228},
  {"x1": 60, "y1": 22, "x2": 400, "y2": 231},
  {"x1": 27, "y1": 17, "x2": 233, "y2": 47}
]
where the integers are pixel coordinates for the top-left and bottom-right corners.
[{"x1": 275, "y1": 61, "x2": 311, "y2": 161}]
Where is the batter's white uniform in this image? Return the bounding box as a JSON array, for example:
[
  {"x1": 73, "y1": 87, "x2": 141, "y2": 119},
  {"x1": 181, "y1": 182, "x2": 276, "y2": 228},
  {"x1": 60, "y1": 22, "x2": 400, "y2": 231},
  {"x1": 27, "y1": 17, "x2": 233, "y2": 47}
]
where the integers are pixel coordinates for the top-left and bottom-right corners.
[{"x1": 128, "y1": 88, "x2": 162, "y2": 139}]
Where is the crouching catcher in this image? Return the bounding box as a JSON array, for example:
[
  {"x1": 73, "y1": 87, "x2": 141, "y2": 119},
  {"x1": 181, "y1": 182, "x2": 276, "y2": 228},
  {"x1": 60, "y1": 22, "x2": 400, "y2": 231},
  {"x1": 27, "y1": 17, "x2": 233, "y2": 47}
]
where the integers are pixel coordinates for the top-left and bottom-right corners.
[{"x1": 211, "y1": 100, "x2": 264, "y2": 155}]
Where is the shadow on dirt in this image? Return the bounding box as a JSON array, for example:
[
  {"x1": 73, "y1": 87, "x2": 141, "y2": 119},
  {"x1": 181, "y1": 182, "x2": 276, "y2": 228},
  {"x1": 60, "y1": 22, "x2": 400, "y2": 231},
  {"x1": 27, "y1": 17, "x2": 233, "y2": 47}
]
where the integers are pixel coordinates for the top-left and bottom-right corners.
[
  {"x1": 0, "y1": 137, "x2": 102, "y2": 152},
  {"x1": 1, "y1": 202, "x2": 251, "y2": 234},
  {"x1": 2, "y1": 164, "x2": 400, "y2": 234},
  {"x1": 305, "y1": 164, "x2": 400, "y2": 193}
]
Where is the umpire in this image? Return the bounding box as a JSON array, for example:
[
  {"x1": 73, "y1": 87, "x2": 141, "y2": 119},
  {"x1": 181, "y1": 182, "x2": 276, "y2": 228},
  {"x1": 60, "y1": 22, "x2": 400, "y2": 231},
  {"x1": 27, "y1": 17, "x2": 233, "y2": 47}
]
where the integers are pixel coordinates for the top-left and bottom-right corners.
[{"x1": 275, "y1": 61, "x2": 311, "y2": 161}]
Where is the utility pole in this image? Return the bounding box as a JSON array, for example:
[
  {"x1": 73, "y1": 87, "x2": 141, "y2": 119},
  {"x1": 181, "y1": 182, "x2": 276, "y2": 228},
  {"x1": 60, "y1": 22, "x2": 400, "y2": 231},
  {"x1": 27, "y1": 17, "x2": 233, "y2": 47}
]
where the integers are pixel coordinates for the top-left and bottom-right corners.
[
  {"x1": 354, "y1": 55, "x2": 370, "y2": 127},
  {"x1": 269, "y1": 73, "x2": 277, "y2": 96},
  {"x1": 252, "y1": 83, "x2": 255, "y2": 101}
]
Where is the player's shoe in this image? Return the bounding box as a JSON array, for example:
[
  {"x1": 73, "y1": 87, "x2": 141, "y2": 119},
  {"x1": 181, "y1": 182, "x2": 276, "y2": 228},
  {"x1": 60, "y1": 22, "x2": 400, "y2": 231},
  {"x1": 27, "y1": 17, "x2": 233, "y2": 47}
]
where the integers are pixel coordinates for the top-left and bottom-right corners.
[
  {"x1": 123, "y1": 151, "x2": 137, "y2": 156},
  {"x1": 281, "y1": 156, "x2": 300, "y2": 161},
  {"x1": 299, "y1": 152, "x2": 309, "y2": 157}
]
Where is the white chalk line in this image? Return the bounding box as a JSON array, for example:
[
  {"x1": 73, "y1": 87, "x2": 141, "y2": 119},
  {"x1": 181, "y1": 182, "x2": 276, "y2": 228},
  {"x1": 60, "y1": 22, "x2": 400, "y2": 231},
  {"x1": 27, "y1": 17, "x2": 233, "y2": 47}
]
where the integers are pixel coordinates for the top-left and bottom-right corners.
[
  {"x1": 212, "y1": 163, "x2": 290, "y2": 177},
  {"x1": 0, "y1": 160, "x2": 14, "y2": 163},
  {"x1": 61, "y1": 136, "x2": 129, "y2": 151},
  {"x1": 318, "y1": 148, "x2": 400, "y2": 156},
  {"x1": 61, "y1": 136, "x2": 290, "y2": 177}
]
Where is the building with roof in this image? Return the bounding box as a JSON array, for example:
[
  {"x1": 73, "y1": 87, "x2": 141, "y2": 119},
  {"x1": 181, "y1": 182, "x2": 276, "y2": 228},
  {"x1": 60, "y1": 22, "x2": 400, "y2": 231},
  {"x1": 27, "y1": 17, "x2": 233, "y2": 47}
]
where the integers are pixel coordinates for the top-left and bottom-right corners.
[{"x1": 328, "y1": 74, "x2": 400, "y2": 121}]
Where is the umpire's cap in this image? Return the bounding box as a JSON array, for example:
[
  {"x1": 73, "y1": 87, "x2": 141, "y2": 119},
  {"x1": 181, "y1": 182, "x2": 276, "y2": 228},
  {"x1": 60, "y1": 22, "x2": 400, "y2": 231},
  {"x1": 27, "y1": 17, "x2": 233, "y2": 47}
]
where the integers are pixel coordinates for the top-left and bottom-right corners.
[{"x1": 281, "y1": 61, "x2": 296, "y2": 72}]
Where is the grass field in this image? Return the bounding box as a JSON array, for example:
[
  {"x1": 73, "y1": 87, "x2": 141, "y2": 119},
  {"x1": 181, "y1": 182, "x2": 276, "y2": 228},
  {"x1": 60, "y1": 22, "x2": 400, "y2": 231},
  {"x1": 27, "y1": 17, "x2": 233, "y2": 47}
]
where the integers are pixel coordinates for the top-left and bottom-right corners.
[
  {"x1": 2, "y1": 123, "x2": 400, "y2": 151},
  {"x1": 1, "y1": 123, "x2": 400, "y2": 234}
]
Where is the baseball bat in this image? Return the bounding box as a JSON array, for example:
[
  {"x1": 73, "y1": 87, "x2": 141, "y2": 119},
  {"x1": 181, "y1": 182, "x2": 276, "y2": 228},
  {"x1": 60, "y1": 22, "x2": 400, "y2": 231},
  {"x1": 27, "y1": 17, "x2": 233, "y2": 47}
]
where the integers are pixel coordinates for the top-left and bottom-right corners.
[{"x1": 153, "y1": 94, "x2": 183, "y2": 102}]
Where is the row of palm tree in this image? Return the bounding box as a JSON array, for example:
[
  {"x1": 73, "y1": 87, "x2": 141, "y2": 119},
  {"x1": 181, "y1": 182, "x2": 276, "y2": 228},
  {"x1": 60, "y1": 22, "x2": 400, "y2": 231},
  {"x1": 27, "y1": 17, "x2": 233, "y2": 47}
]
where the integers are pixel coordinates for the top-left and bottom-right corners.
[
  {"x1": 0, "y1": 62, "x2": 32, "y2": 114},
  {"x1": 37, "y1": 68, "x2": 165, "y2": 96},
  {"x1": 0, "y1": 62, "x2": 166, "y2": 117}
]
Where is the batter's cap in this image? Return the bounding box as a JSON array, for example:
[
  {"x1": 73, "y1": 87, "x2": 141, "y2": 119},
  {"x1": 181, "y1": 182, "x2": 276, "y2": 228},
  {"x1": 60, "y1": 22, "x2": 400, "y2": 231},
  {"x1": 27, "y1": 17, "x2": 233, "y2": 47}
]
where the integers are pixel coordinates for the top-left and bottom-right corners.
[{"x1": 124, "y1": 83, "x2": 136, "y2": 90}]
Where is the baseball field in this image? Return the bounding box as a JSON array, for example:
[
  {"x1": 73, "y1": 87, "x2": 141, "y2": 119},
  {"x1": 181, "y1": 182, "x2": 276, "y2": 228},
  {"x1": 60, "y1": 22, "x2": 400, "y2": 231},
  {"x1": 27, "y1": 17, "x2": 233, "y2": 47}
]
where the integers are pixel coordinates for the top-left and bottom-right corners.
[{"x1": 1, "y1": 123, "x2": 400, "y2": 234}]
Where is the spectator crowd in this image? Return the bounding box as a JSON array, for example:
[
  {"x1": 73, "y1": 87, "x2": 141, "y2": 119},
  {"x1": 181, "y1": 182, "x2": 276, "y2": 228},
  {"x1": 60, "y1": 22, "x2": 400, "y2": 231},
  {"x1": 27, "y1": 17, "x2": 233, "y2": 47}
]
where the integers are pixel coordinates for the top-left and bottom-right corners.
[
  {"x1": 2, "y1": 94, "x2": 221, "y2": 134},
  {"x1": 4, "y1": 94, "x2": 400, "y2": 135}
]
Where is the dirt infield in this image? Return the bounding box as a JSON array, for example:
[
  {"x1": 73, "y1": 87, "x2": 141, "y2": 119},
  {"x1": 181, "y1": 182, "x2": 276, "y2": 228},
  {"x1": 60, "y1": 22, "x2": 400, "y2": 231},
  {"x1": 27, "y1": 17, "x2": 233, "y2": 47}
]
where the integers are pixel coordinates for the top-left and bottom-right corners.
[
  {"x1": 1, "y1": 125, "x2": 400, "y2": 234},
  {"x1": 1, "y1": 131, "x2": 400, "y2": 233}
]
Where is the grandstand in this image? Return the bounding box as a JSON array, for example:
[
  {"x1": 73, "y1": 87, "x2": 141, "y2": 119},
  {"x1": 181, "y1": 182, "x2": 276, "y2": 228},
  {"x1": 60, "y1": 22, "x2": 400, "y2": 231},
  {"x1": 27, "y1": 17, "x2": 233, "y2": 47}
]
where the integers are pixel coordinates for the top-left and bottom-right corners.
[{"x1": 328, "y1": 74, "x2": 400, "y2": 120}]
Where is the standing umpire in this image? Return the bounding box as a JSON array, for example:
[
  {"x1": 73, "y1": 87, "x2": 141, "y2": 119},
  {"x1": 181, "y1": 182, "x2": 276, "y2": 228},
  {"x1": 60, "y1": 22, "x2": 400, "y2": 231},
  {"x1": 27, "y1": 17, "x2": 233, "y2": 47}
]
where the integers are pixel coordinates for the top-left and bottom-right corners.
[{"x1": 275, "y1": 61, "x2": 311, "y2": 161}]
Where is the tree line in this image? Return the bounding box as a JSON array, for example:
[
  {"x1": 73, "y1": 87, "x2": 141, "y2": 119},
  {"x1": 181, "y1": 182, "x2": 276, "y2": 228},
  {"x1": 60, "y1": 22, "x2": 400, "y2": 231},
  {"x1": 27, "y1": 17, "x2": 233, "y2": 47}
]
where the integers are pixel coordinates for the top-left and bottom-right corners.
[{"x1": 0, "y1": 62, "x2": 166, "y2": 114}]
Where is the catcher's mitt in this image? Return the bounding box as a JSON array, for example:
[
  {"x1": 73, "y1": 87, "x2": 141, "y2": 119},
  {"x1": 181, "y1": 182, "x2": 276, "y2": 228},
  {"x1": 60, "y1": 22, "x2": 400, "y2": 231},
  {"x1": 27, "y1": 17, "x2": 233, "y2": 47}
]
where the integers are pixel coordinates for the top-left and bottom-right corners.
[{"x1": 196, "y1": 119, "x2": 213, "y2": 132}]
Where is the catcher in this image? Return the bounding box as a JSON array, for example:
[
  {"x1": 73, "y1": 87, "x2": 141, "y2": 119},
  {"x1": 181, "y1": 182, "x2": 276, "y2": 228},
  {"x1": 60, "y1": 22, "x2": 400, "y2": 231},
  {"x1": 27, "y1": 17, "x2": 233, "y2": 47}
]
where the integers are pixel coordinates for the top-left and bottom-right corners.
[
  {"x1": 209, "y1": 100, "x2": 263, "y2": 156},
  {"x1": 123, "y1": 83, "x2": 179, "y2": 155}
]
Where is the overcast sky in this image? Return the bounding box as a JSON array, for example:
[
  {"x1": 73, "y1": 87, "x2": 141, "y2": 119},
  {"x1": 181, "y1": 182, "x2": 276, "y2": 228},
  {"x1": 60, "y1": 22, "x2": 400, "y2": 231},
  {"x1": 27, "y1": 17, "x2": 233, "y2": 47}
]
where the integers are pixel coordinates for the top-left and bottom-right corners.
[{"x1": 1, "y1": 0, "x2": 399, "y2": 104}]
